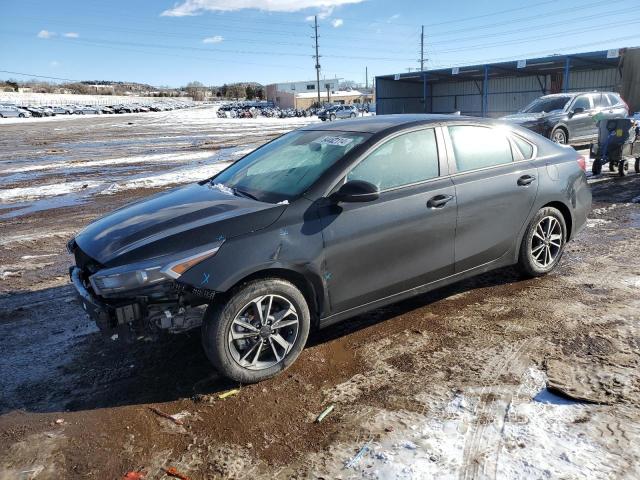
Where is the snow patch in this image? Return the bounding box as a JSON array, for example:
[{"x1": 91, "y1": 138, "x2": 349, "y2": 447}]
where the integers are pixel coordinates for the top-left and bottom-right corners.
[{"x1": 209, "y1": 183, "x2": 234, "y2": 196}]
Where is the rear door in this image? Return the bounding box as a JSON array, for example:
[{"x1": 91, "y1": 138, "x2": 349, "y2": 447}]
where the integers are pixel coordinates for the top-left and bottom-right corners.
[
  {"x1": 320, "y1": 127, "x2": 457, "y2": 313},
  {"x1": 445, "y1": 125, "x2": 539, "y2": 273}
]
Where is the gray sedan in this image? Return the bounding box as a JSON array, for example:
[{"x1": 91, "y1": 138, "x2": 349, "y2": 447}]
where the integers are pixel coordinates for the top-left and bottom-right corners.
[{"x1": 69, "y1": 114, "x2": 591, "y2": 383}]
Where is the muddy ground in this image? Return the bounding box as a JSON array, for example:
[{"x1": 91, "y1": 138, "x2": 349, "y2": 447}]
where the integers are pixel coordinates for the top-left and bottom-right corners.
[{"x1": 1, "y1": 109, "x2": 639, "y2": 479}]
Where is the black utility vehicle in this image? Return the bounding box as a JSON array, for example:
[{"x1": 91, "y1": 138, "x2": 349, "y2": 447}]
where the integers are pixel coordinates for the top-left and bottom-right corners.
[
  {"x1": 69, "y1": 115, "x2": 591, "y2": 382},
  {"x1": 502, "y1": 92, "x2": 628, "y2": 145}
]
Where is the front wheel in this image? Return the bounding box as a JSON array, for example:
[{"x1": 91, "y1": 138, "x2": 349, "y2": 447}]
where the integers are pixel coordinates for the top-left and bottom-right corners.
[
  {"x1": 350, "y1": 112, "x2": 356, "y2": 118},
  {"x1": 550, "y1": 128, "x2": 567, "y2": 144},
  {"x1": 517, "y1": 207, "x2": 567, "y2": 277},
  {"x1": 201, "y1": 278, "x2": 311, "y2": 383},
  {"x1": 592, "y1": 159, "x2": 602, "y2": 175},
  {"x1": 635, "y1": 158, "x2": 640, "y2": 174},
  {"x1": 329, "y1": 114, "x2": 336, "y2": 122}
]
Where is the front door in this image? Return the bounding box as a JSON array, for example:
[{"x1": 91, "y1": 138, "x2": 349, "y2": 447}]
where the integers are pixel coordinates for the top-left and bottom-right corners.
[
  {"x1": 445, "y1": 125, "x2": 539, "y2": 272},
  {"x1": 567, "y1": 94, "x2": 595, "y2": 141},
  {"x1": 319, "y1": 128, "x2": 457, "y2": 314}
]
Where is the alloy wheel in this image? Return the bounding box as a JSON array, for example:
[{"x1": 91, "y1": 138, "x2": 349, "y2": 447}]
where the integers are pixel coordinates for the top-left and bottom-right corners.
[
  {"x1": 228, "y1": 294, "x2": 299, "y2": 370},
  {"x1": 551, "y1": 129, "x2": 567, "y2": 144},
  {"x1": 531, "y1": 216, "x2": 563, "y2": 268}
]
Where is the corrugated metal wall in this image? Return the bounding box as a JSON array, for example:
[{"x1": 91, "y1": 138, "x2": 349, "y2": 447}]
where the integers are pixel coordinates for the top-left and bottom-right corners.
[
  {"x1": 378, "y1": 67, "x2": 621, "y2": 118},
  {"x1": 376, "y1": 78, "x2": 424, "y2": 115}
]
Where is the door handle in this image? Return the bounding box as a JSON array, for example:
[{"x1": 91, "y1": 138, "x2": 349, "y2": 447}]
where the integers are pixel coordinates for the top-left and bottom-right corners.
[
  {"x1": 427, "y1": 194, "x2": 454, "y2": 208},
  {"x1": 517, "y1": 174, "x2": 536, "y2": 186}
]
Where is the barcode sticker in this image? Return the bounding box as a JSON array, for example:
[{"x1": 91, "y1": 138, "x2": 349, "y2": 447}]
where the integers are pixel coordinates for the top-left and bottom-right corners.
[{"x1": 314, "y1": 136, "x2": 354, "y2": 147}]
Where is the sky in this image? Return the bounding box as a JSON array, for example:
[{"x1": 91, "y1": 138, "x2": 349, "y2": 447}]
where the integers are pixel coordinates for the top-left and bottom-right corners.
[{"x1": 1, "y1": 0, "x2": 639, "y2": 87}]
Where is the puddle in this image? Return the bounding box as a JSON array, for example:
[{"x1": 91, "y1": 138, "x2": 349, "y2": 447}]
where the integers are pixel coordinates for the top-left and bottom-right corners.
[{"x1": 533, "y1": 387, "x2": 584, "y2": 405}]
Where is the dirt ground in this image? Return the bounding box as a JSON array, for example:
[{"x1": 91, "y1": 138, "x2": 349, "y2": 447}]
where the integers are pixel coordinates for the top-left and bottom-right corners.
[{"x1": 1, "y1": 109, "x2": 639, "y2": 479}]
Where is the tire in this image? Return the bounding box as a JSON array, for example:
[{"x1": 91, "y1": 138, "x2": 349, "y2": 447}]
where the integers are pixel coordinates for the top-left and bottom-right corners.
[
  {"x1": 201, "y1": 278, "x2": 311, "y2": 383},
  {"x1": 517, "y1": 207, "x2": 567, "y2": 277},
  {"x1": 635, "y1": 158, "x2": 640, "y2": 174},
  {"x1": 19, "y1": 113, "x2": 25, "y2": 118},
  {"x1": 608, "y1": 161, "x2": 615, "y2": 172},
  {"x1": 592, "y1": 159, "x2": 602, "y2": 176},
  {"x1": 350, "y1": 113, "x2": 356, "y2": 118},
  {"x1": 329, "y1": 114, "x2": 336, "y2": 122},
  {"x1": 618, "y1": 159, "x2": 628, "y2": 177},
  {"x1": 550, "y1": 128, "x2": 567, "y2": 144}
]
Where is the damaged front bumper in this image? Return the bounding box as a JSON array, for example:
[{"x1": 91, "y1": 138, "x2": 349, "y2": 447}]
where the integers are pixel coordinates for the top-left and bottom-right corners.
[{"x1": 69, "y1": 266, "x2": 212, "y2": 341}]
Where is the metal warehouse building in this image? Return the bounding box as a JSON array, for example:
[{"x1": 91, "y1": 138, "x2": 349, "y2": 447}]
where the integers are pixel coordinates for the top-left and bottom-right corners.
[{"x1": 376, "y1": 47, "x2": 640, "y2": 117}]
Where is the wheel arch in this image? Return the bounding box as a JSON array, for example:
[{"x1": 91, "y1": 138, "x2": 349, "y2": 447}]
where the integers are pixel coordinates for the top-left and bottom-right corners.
[
  {"x1": 542, "y1": 200, "x2": 573, "y2": 240},
  {"x1": 215, "y1": 267, "x2": 324, "y2": 328}
]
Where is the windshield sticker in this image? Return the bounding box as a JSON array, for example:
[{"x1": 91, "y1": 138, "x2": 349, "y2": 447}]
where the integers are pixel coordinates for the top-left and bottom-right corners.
[{"x1": 314, "y1": 136, "x2": 354, "y2": 147}]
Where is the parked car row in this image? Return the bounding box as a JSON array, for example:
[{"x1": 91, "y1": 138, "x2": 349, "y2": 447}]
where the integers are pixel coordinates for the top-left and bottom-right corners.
[
  {"x1": 0, "y1": 101, "x2": 194, "y2": 119},
  {"x1": 216, "y1": 103, "x2": 314, "y2": 119}
]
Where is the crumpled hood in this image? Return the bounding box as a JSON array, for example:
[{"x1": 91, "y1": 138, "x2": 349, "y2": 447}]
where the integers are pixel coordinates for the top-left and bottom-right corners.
[{"x1": 75, "y1": 183, "x2": 285, "y2": 266}]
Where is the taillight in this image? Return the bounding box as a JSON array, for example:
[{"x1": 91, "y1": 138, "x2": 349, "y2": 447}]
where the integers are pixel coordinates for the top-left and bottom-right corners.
[{"x1": 577, "y1": 154, "x2": 586, "y2": 171}]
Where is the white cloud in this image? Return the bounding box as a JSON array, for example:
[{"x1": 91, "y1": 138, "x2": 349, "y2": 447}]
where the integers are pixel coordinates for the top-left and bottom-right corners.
[
  {"x1": 331, "y1": 18, "x2": 343, "y2": 27},
  {"x1": 162, "y1": 0, "x2": 364, "y2": 16},
  {"x1": 63, "y1": 32, "x2": 79, "y2": 38},
  {"x1": 388, "y1": 13, "x2": 400, "y2": 21},
  {"x1": 317, "y1": 6, "x2": 334, "y2": 19},
  {"x1": 203, "y1": 35, "x2": 224, "y2": 43},
  {"x1": 37, "y1": 30, "x2": 56, "y2": 39}
]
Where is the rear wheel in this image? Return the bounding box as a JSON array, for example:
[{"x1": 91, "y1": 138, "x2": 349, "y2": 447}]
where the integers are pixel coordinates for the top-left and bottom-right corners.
[
  {"x1": 518, "y1": 207, "x2": 567, "y2": 277},
  {"x1": 619, "y1": 159, "x2": 629, "y2": 177},
  {"x1": 329, "y1": 114, "x2": 336, "y2": 121},
  {"x1": 592, "y1": 159, "x2": 602, "y2": 175},
  {"x1": 551, "y1": 128, "x2": 567, "y2": 144},
  {"x1": 201, "y1": 278, "x2": 311, "y2": 383},
  {"x1": 635, "y1": 158, "x2": 640, "y2": 173},
  {"x1": 608, "y1": 161, "x2": 615, "y2": 172},
  {"x1": 350, "y1": 112, "x2": 356, "y2": 118}
]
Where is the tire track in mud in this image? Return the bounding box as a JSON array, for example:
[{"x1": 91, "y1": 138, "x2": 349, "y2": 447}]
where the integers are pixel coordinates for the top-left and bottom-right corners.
[{"x1": 459, "y1": 337, "x2": 540, "y2": 480}]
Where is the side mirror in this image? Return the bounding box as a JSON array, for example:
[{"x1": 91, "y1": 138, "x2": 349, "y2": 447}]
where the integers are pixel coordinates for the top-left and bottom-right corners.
[
  {"x1": 570, "y1": 107, "x2": 585, "y2": 117},
  {"x1": 330, "y1": 180, "x2": 379, "y2": 203}
]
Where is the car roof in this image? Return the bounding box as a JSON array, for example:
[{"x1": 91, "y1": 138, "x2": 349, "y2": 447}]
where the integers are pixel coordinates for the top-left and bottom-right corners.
[
  {"x1": 539, "y1": 91, "x2": 617, "y2": 99},
  {"x1": 301, "y1": 114, "x2": 484, "y2": 134}
]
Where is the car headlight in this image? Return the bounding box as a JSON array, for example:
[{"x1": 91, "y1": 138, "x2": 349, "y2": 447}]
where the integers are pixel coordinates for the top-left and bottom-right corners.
[{"x1": 89, "y1": 244, "x2": 222, "y2": 296}]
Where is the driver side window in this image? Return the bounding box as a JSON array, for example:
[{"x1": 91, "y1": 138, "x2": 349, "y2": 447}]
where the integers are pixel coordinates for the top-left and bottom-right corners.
[
  {"x1": 346, "y1": 129, "x2": 439, "y2": 191},
  {"x1": 572, "y1": 95, "x2": 591, "y2": 111}
]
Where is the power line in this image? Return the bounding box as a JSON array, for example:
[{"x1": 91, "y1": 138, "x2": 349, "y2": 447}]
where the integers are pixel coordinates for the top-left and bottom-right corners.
[
  {"x1": 434, "y1": 17, "x2": 640, "y2": 55},
  {"x1": 0, "y1": 70, "x2": 81, "y2": 82}
]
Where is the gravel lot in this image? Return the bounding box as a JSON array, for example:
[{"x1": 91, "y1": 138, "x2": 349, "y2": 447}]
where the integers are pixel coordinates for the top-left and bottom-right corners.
[{"x1": 1, "y1": 107, "x2": 639, "y2": 479}]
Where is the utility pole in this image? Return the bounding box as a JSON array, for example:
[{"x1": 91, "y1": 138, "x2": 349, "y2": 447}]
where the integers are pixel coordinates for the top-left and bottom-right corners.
[
  {"x1": 420, "y1": 25, "x2": 425, "y2": 71},
  {"x1": 365, "y1": 66, "x2": 368, "y2": 89},
  {"x1": 313, "y1": 16, "x2": 321, "y2": 106}
]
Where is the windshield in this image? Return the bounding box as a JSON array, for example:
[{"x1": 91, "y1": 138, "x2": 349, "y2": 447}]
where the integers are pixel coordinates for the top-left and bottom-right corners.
[
  {"x1": 211, "y1": 129, "x2": 371, "y2": 203},
  {"x1": 521, "y1": 96, "x2": 571, "y2": 114}
]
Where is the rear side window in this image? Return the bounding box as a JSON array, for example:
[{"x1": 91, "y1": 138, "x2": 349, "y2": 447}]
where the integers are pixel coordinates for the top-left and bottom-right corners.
[
  {"x1": 512, "y1": 135, "x2": 534, "y2": 159},
  {"x1": 592, "y1": 93, "x2": 609, "y2": 108},
  {"x1": 606, "y1": 93, "x2": 620, "y2": 106},
  {"x1": 449, "y1": 126, "x2": 514, "y2": 172},
  {"x1": 347, "y1": 129, "x2": 439, "y2": 190}
]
